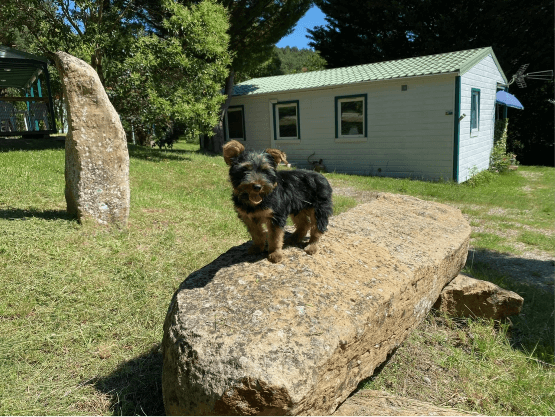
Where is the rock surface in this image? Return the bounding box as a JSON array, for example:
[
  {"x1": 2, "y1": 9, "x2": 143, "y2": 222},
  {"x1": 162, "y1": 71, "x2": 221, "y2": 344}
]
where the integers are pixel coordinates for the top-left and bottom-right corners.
[
  {"x1": 51, "y1": 51, "x2": 129, "y2": 227},
  {"x1": 332, "y1": 390, "x2": 479, "y2": 416},
  {"x1": 433, "y1": 274, "x2": 523, "y2": 320},
  {"x1": 162, "y1": 193, "x2": 471, "y2": 415}
]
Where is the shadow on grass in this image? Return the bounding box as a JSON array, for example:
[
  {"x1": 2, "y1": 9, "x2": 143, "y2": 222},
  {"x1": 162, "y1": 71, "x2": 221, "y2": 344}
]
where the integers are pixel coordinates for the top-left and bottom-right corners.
[
  {"x1": 0, "y1": 137, "x2": 65, "y2": 151},
  {"x1": 128, "y1": 143, "x2": 221, "y2": 163},
  {"x1": 95, "y1": 344, "x2": 165, "y2": 416},
  {"x1": 94, "y1": 235, "x2": 318, "y2": 415},
  {"x1": 0, "y1": 207, "x2": 76, "y2": 222},
  {"x1": 353, "y1": 346, "x2": 399, "y2": 394},
  {"x1": 463, "y1": 250, "x2": 555, "y2": 363}
]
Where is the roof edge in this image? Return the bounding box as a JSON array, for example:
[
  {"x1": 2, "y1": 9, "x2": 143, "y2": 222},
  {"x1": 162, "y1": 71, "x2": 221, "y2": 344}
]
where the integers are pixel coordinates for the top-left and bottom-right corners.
[
  {"x1": 459, "y1": 46, "x2": 508, "y2": 83},
  {"x1": 233, "y1": 71, "x2": 459, "y2": 98},
  {"x1": 0, "y1": 45, "x2": 48, "y2": 63}
]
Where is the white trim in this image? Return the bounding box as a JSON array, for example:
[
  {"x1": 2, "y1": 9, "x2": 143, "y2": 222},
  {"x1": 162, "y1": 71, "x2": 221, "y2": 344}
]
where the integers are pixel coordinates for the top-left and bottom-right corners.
[
  {"x1": 225, "y1": 107, "x2": 245, "y2": 141},
  {"x1": 269, "y1": 99, "x2": 277, "y2": 146},
  {"x1": 337, "y1": 96, "x2": 365, "y2": 139},
  {"x1": 276, "y1": 139, "x2": 301, "y2": 144},
  {"x1": 275, "y1": 102, "x2": 299, "y2": 140},
  {"x1": 335, "y1": 137, "x2": 368, "y2": 143}
]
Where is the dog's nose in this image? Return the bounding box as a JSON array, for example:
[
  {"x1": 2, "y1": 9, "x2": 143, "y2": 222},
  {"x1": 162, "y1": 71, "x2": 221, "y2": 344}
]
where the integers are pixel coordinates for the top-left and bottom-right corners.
[{"x1": 252, "y1": 184, "x2": 262, "y2": 192}]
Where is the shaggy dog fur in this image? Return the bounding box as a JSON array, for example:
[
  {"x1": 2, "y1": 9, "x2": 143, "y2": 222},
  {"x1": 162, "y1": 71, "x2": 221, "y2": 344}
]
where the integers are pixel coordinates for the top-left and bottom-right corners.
[{"x1": 223, "y1": 140, "x2": 333, "y2": 263}]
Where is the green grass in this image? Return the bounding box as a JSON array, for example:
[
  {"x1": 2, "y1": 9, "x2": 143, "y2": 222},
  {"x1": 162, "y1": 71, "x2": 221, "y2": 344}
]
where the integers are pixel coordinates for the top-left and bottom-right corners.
[
  {"x1": 0, "y1": 140, "x2": 553, "y2": 415},
  {"x1": 518, "y1": 231, "x2": 555, "y2": 253},
  {"x1": 362, "y1": 313, "x2": 555, "y2": 415}
]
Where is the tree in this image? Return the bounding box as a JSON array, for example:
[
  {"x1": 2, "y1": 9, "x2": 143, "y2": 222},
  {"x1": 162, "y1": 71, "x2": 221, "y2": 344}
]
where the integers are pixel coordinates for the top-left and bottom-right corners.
[
  {"x1": 276, "y1": 46, "x2": 326, "y2": 74},
  {"x1": 309, "y1": 0, "x2": 554, "y2": 165},
  {"x1": 134, "y1": 0, "x2": 314, "y2": 152},
  {"x1": 235, "y1": 46, "x2": 327, "y2": 82},
  {"x1": 109, "y1": 0, "x2": 231, "y2": 143},
  {"x1": 3, "y1": 0, "x2": 231, "y2": 145}
]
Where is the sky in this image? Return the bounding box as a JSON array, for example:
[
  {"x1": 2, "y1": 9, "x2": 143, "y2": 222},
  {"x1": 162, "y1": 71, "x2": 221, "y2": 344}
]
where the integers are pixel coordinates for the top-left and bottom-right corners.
[{"x1": 276, "y1": 6, "x2": 327, "y2": 50}]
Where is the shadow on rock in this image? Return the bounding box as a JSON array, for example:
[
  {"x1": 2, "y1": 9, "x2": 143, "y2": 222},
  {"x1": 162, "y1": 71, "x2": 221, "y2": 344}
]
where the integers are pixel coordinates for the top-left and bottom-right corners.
[
  {"x1": 180, "y1": 234, "x2": 299, "y2": 290},
  {"x1": 94, "y1": 344, "x2": 165, "y2": 416}
]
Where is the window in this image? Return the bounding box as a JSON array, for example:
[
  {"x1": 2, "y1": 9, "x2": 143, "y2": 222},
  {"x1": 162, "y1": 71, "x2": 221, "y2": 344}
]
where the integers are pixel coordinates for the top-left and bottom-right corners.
[
  {"x1": 273, "y1": 101, "x2": 300, "y2": 140},
  {"x1": 335, "y1": 94, "x2": 367, "y2": 139},
  {"x1": 470, "y1": 89, "x2": 480, "y2": 134},
  {"x1": 225, "y1": 105, "x2": 245, "y2": 141}
]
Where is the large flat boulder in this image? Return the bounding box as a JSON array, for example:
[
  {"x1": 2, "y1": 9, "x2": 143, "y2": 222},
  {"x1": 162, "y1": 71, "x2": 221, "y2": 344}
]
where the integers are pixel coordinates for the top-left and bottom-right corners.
[
  {"x1": 51, "y1": 51, "x2": 130, "y2": 227},
  {"x1": 162, "y1": 193, "x2": 471, "y2": 415}
]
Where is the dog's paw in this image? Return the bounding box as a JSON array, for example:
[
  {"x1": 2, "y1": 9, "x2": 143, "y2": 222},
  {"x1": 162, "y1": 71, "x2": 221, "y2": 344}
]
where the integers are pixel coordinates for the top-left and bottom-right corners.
[
  {"x1": 304, "y1": 243, "x2": 319, "y2": 255},
  {"x1": 267, "y1": 250, "x2": 283, "y2": 263},
  {"x1": 248, "y1": 244, "x2": 264, "y2": 255}
]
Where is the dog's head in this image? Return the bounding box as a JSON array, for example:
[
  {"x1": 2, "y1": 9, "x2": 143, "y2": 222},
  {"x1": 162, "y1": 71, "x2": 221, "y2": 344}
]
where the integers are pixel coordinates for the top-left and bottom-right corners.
[{"x1": 223, "y1": 140, "x2": 285, "y2": 206}]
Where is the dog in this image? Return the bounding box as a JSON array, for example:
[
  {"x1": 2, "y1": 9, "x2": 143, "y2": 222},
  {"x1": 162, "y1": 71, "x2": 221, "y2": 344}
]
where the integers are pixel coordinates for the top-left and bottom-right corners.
[
  {"x1": 223, "y1": 140, "x2": 333, "y2": 263},
  {"x1": 308, "y1": 152, "x2": 327, "y2": 173}
]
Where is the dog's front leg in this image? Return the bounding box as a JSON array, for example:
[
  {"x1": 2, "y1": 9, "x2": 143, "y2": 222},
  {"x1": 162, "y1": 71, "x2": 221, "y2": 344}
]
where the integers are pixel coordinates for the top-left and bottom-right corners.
[
  {"x1": 266, "y1": 223, "x2": 284, "y2": 263},
  {"x1": 239, "y1": 214, "x2": 266, "y2": 254}
]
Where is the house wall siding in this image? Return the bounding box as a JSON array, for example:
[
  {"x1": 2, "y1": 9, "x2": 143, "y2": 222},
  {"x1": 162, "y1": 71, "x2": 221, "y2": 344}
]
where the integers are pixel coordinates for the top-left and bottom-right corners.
[
  {"x1": 231, "y1": 74, "x2": 457, "y2": 181},
  {"x1": 458, "y1": 55, "x2": 506, "y2": 182}
]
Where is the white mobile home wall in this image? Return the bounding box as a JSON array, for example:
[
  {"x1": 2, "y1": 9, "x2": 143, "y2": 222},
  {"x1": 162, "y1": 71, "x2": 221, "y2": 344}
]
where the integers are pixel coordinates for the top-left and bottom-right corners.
[
  {"x1": 457, "y1": 54, "x2": 506, "y2": 182},
  {"x1": 230, "y1": 73, "x2": 458, "y2": 181}
]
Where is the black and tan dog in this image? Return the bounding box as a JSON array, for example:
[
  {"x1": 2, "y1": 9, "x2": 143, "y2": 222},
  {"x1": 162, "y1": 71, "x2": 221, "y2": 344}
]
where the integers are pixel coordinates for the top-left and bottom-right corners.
[{"x1": 223, "y1": 140, "x2": 333, "y2": 263}]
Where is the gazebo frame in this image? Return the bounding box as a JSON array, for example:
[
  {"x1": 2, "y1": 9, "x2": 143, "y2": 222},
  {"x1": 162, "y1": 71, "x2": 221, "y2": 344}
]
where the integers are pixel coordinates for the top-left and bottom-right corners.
[{"x1": 0, "y1": 45, "x2": 57, "y2": 137}]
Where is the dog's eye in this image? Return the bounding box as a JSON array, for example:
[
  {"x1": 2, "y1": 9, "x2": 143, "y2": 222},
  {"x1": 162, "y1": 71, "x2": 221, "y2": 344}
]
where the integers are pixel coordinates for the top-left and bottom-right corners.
[{"x1": 239, "y1": 162, "x2": 253, "y2": 171}]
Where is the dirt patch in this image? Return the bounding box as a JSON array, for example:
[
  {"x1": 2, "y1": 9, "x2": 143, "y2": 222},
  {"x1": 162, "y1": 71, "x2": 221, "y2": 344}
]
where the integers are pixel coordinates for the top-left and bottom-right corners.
[{"x1": 518, "y1": 171, "x2": 543, "y2": 179}]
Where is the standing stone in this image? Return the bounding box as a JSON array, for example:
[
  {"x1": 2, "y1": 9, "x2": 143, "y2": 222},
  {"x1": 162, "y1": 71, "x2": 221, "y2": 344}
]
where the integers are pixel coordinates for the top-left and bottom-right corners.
[
  {"x1": 51, "y1": 51, "x2": 129, "y2": 227},
  {"x1": 162, "y1": 193, "x2": 471, "y2": 415}
]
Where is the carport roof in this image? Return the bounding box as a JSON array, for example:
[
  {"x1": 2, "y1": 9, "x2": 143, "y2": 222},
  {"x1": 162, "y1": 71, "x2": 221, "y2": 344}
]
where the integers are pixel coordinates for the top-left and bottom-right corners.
[
  {"x1": 0, "y1": 45, "x2": 49, "y2": 90},
  {"x1": 233, "y1": 47, "x2": 507, "y2": 97}
]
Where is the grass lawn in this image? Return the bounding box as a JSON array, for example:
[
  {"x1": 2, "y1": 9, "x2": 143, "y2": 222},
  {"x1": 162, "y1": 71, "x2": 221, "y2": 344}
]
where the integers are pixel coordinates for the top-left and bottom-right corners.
[{"x1": 0, "y1": 140, "x2": 553, "y2": 415}]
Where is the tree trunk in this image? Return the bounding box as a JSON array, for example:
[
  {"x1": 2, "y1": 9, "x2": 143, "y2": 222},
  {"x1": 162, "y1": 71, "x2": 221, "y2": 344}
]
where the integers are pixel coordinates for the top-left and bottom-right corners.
[
  {"x1": 205, "y1": 70, "x2": 235, "y2": 153},
  {"x1": 90, "y1": 49, "x2": 105, "y2": 87}
]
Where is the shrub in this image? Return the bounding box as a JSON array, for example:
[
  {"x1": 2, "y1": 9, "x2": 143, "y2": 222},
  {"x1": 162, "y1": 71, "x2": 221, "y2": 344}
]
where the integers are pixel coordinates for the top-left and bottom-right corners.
[
  {"x1": 490, "y1": 119, "x2": 515, "y2": 173},
  {"x1": 466, "y1": 166, "x2": 496, "y2": 187}
]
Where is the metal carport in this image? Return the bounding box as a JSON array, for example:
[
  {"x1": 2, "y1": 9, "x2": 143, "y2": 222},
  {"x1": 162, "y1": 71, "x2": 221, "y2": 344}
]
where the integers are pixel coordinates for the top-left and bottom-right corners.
[{"x1": 0, "y1": 45, "x2": 57, "y2": 137}]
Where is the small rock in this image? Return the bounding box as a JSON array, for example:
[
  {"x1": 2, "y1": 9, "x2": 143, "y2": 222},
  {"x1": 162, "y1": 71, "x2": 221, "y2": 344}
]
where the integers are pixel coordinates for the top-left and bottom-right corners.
[{"x1": 433, "y1": 274, "x2": 523, "y2": 320}]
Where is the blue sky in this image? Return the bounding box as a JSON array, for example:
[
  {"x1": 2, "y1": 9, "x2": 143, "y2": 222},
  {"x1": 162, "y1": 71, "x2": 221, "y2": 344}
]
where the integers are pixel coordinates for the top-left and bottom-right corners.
[{"x1": 276, "y1": 6, "x2": 326, "y2": 49}]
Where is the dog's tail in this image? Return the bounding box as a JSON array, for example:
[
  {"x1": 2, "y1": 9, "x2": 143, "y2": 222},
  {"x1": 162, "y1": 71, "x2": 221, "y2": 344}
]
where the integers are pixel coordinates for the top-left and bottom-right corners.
[{"x1": 314, "y1": 176, "x2": 333, "y2": 232}]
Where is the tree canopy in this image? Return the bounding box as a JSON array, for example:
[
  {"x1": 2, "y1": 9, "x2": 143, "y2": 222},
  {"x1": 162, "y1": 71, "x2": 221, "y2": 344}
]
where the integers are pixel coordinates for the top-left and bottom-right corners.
[
  {"x1": 309, "y1": 0, "x2": 554, "y2": 165},
  {"x1": 235, "y1": 46, "x2": 327, "y2": 82},
  {"x1": 3, "y1": 0, "x2": 231, "y2": 144}
]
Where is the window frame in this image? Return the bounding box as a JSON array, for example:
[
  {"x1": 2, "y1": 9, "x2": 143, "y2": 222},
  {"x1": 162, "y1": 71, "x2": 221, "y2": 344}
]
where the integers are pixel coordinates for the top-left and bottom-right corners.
[
  {"x1": 225, "y1": 105, "x2": 246, "y2": 141},
  {"x1": 335, "y1": 94, "x2": 367, "y2": 140},
  {"x1": 470, "y1": 88, "x2": 480, "y2": 135},
  {"x1": 272, "y1": 100, "x2": 300, "y2": 141}
]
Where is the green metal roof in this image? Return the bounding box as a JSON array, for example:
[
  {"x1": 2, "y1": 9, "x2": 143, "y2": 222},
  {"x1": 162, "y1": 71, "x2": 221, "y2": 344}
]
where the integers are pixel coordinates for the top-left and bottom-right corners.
[
  {"x1": 233, "y1": 47, "x2": 507, "y2": 97},
  {"x1": 0, "y1": 45, "x2": 48, "y2": 90}
]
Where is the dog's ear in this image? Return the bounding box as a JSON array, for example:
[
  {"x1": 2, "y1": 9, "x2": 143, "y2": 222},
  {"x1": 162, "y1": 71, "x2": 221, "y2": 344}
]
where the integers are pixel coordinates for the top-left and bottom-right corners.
[
  {"x1": 223, "y1": 140, "x2": 245, "y2": 165},
  {"x1": 264, "y1": 148, "x2": 289, "y2": 166}
]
